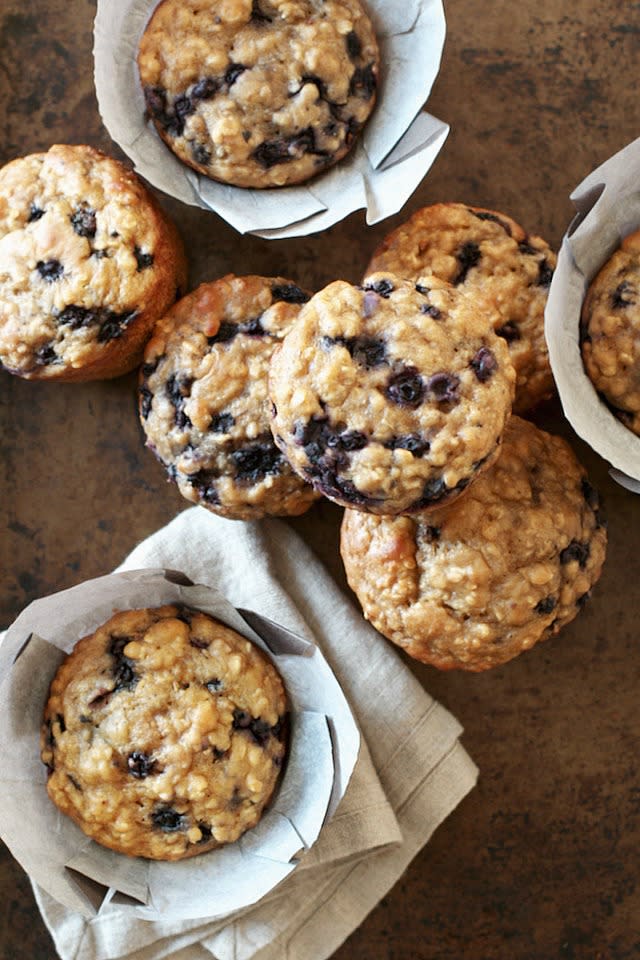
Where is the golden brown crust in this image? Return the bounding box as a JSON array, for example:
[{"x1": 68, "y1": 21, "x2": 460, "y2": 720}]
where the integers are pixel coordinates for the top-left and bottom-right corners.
[
  {"x1": 269, "y1": 273, "x2": 515, "y2": 515},
  {"x1": 140, "y1": 274, "x2": 320, "y2": 520},
  {"x1": 366, "y1": 202, "x2": 556, "y2": 413},
  {"x1": 340, "y1": 417, "x2": 607, "y2": 671},
  {"x1": 41, "y1": 606, "x2": 287, "y2": 860},
  {"x1": 137, "y1": 0, "x2": 379, "y2": 189},
  {"x1": 0, "y1": 144, "x2": 187, "y2": 382},
  {"x1": 581, "y1": 229, "x2": 640, "y2": 435}
]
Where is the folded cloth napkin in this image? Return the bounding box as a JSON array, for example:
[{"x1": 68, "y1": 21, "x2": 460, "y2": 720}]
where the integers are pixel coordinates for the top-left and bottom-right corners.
[{"x1": 31, "y1": 507, "x2": 478, "y2": 960}]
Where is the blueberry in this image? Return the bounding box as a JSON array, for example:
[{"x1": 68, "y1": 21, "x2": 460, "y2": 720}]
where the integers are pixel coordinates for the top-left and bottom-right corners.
[
  {"x1": 36, "y1": 259, "x2": 64, "y2": 282},
  {"x1": 108, "y1": 634, "x2": 139, "y2": 692},
  {"x1": 232, "y1": 708, "x2": 251, "y2": 729},
  {"x1": 232, "y1": 442, "x2": 284, "y2": 483},
  {"x1": 208, "y1": 321, "x2": 238, "y2": 345},
  {"x1": 205, "y1": 677, "x2": 223, "y2": 692},
  {"x1": 364, "y1": 277, "x2": 394, "y2": 298},
  {"x1": 470, "y1": 347, "x2": 498, "y2": 382},
  {"x1": 537, "y1": 258, "x2": 554, "y2": 287},
  {"x1": 241, "y1": 316, "x2": 266, "y2": 337},
  {"x1": 97, "y1": 309, "x2": 137, "y2": 343},
  {"x1": 189, "y1": 637, "x2": 209, "y2": 650},
  {"x1": 225, "y1": 63, "x2": 247, "y2": 87},
  {"x1": 70, "y1": 207, "x2": 97, "y2": 239},
  {"x1": 534, "y1": 595, "x2": 557, "y2": 615},
  {"x1": 349, "y1": 63, "x2": 377, "y2": 99},
  {"x1": 166, "y1": 374, "x2": 193, "y2": 430},
  {"x1": 346, "y1": 30, "x2": 362, "y2": 60},
  {"x1": 559, "y1": 540, "x2": 590, "y2": 568},
  {"x1": 140, "y1": 385, "x2": 153, "y2": 419},
  {"x1": 192, "y1": 77, "x2": 220, "y2": 100},
  {"x1": 385, "y1": 367, "x2": 426, "y2": 407},
  {"x1": 423, "y1": 525, "x2": 441, "y2": 543},
  {"x1": 251, "y1": 0, "x2": 272, "y2": 22},
  {"x1": 35, "y1": 343, "x2": 57, "y2": 366},
  {"x1": 152, "y1": 807, "x2": 187, "y2": 832},
  {"x1": 385, "y1": 434, "x2": 430, "y2": 457},
  {"x1": 581, "y1": 477, "x2": 600, "y2": 512},
  {"x1": 453, "y1": 242, "x2": 481, "y2": 284},
  {"x1": 127, "y1": 752, "x2": 157, "y2": 778},
  {"x1": 253, "y1": 137, "x2": 298, "y2": 169},
  {"x1": 192, "y1": 142, "x2": 212, "y2": 166},
  {"x1": 426, "y1": 372, "x2": 460, "y2": 404},
  {"x1": 300, "y1": 73, "x2": 329, "y2": 100},
  {"x1": 28, "y1": 204, "x2": 44, "y2": 222},
  {"x1": 496, "y1": 320, "x2": 521, "y2": 342},
  {"x1": 611, "y1": 280, "x2": 635, "y2": 309},
  {"x1": 271, "y1": 283, "x2": 310, "y2": 304},
  {"x1": 134, "y1": 246, "x2": 154, "y2": 271},
  {"x1": 58, "y1": 304, "x2": 138, "y2": 343},
  {"x1": 470, "y1": 209, "x2": 512, "y2": 235},
  {"x1": 420, "y1": 303, "x2": 442, "y2": 319},
  {"x1": 197, "y1": 822, "x2": 213, "y2": 843},
  {"x1": 209, "y1": 412, "x2": 234, "y2": 433}
]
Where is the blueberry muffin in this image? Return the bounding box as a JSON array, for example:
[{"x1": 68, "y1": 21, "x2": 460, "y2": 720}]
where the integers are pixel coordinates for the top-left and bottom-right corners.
[
  {"x1": 580, "y1": 229, "x2": 640, "y2": 436},
  {"x1": 366, "y1": 203, "x2": 556, "y2": 413},
  {"x1": 0, "y1": 144, "x2": 187, "y2": 381},
  {"x1": 137, "y1": 0, "x2": 379, "y2": 189},
  {"x1": 340, "y1": 416, "x2": 607, "y2": 671},
  {"x1": 140, "y1": 275, "x2": 319, "y2": 520},
  {"x1": 269, "y1": 273, "x2": 515, "y2": 515},
  {"x1": 41, "y1": 605, "x2": 288, "y2": 861}
]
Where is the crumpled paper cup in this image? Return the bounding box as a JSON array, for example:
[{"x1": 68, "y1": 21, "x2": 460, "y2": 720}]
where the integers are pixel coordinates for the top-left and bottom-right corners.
[
  {"x1": 0, "y1": 569, "x2": 360, "y2": 922},
  {"x1": 93, "y1": 0, "x2": 449, "y2": 238},
  {"x1": 545, "y1": 135, "x2": 640, "y2": 491}
]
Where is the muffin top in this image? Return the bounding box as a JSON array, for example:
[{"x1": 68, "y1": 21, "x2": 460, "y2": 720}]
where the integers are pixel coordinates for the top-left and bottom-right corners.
[
  {"x1": 137, "y1": 0, "x2": 379, "y2": 188},
  {"x1": 41, "y1": 605, "x2": 287, "y2": 860},
  {"x1": 140, "y1": 274, "x2": 319, "y2": 520},
  {"x1": 0, "y1": 144, "x2": 186, "y2": 380},
  {"x1": 581, "y1": 228, "x2": 640, "y2": 436},
  {"x1": 269, "y1": 273, "x2": 516, "y2": 515},
  {"x1": 340, "y1": 416, "x2": 607, "y2": 671}
]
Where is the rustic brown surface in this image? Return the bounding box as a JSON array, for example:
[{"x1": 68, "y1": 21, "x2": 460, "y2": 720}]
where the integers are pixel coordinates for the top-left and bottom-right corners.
[{"x1": 1, "y1": 1, "x2": 640, "y2": 958}]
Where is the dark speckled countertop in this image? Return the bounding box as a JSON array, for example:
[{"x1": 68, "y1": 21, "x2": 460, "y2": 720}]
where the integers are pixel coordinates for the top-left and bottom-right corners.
[{"x1": 2, "y1": 1, "x2": 640, "y2": 958}]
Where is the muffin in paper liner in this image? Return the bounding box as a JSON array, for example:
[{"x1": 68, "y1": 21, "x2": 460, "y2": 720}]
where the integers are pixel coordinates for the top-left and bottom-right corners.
[
  {"x1": 0, "y1": 569, "x2": 360, "y2": 921},
  {"x1": 93, "y1": 0, "x2": 449, "y2": 238},
  {"x1": 545, "y1": 136, "x2": 640, "y2": 490}
]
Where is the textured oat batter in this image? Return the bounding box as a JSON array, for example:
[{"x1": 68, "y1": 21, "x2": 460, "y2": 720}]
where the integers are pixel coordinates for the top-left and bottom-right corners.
[
  {"x1": 581, "y1": 229, "x2": 640, "y2": 436},
  {"x1": 137, "y1": 0, "x2": 379, "y2": 188},
  {"x1": 269, "y1": 273, "x2": 515, "y2": 514},
  {"x1": 366, "y1": 203, "x2": 557, "y2": 413},
  {"x1": 0, "y1": 144, "x2": 187, "y2": 381},
  {"x1": 340, "y1": 416, "x2": 607, "y2": 671},
  {"x1": 41, "y1": 606, "x2": 287, "y2": 861},
  {"x1": 141, "y1": 275, "x2": 319, "y2": 520}
]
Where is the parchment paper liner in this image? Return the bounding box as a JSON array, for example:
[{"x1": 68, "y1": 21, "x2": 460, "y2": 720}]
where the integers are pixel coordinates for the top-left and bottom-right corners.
[
  {"x1": 0, "y1": 568, "x2": 360, "y2": 922},
  {"x1": 545, "y1": 135, "x2": 640, "y2": 490},
  {"x1": 93, "y1": 0, "x2": 449, "y2": 238}
]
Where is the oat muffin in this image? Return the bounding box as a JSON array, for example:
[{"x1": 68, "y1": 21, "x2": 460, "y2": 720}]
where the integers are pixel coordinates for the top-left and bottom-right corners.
[
  {"x1": 0, "y1": 144, "x2": 187, "y2": 382},
  {"x1": 580, "y1": 229, "x2": 640, "y2": 436},
  {"x1": 269, "y1": 273, "x2": 515, "y2": 515},
  {"x1": 340, "y1": 416, "x2": 607, "y2": 671},
  {"x1": 140, "y1": 275, "x2": 319, "y2": 520},
  {"x1": 41, "y1": 605, "x2": 288, "y2": 861},
  {"x1": 366, "y1": 202, "x2": 556, "y2": 413},
  {"x1": 137, "y1": 0, "x2": 379, "y2": 188}
]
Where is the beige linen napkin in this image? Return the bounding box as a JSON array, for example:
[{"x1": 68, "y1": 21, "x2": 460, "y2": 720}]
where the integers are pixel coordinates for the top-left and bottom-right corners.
[{"x1": 30, "y1": 507, "x2": 477, "y2": 960}]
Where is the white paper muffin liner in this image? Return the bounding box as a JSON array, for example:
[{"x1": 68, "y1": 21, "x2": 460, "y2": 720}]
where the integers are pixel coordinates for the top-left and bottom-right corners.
[
  {"x1": 0, "y1": 569, "x2": 360, "y2": 922},
  {"x1": 545, "y1": 135, "x2": 640, "y2": 489},
  {"x1": 93, "y1": 0, "x2": 449, "y2": 238}
]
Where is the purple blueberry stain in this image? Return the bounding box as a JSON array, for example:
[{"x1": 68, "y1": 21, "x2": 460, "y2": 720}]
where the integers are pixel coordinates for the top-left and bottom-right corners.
[
  {"x1": 209, "y1": 412, "x2": 235, "y2": 433},
  {"x1": 384, "y1": 434, "x2": 430, "y2": 457},
  {"x1": 349, "y1": 63, "x2": 377, "y2": 99},
  {"x1": 232, "y1": 441, "x2": 284, "y2": 483},
  {"x1": 192, "y1": 76, "x2": 220, "y2": 100}
]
